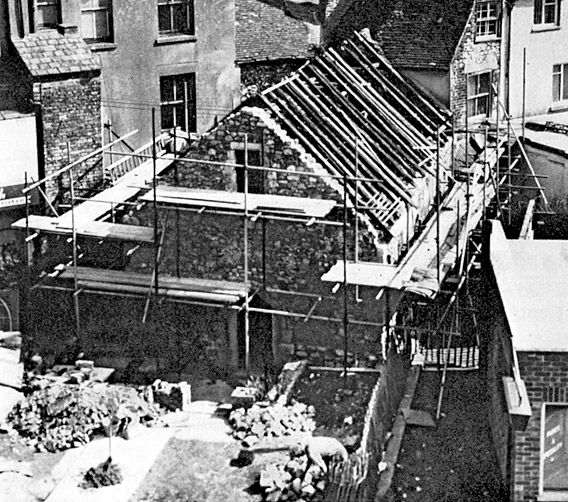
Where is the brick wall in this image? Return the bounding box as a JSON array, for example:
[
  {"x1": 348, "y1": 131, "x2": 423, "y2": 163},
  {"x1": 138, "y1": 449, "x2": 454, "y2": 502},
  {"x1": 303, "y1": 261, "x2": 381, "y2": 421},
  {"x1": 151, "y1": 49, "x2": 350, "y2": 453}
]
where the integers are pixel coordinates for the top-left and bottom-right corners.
[
  {"x1": 450, "y1": 13, "x2": 501, "y2": 127},
  {"x1": 33, "y1": 76, "x2": 102, "y2": 202},
  {"x1": 513, "y1": 352, "x2": 568, "y2": 502}
]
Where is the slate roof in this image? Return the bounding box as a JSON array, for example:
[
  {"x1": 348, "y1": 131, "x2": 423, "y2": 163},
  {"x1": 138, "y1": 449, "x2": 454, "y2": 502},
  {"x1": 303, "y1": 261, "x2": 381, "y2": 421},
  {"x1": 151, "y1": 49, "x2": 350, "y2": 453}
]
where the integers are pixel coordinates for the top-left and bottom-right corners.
[
  {"x1": 235, "y1": 0, "x2": 315, "y2": 63},
  {"x1": 11, "y1": 31, "x2": 100, "y2": 78},
  {"x1": 378, "y1": 0, "x2": 474, "y2": 70}
]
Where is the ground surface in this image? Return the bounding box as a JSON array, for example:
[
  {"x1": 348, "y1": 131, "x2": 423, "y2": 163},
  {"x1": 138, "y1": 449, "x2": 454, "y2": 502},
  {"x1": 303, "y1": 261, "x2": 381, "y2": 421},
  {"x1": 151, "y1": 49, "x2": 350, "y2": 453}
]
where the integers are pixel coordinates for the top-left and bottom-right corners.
[
  {"x1": 291, "y1": 369, "x2": 378, "y2": 448},
  {"x1": 390, "y1": 370, "x2": 507, "y2": 502}
]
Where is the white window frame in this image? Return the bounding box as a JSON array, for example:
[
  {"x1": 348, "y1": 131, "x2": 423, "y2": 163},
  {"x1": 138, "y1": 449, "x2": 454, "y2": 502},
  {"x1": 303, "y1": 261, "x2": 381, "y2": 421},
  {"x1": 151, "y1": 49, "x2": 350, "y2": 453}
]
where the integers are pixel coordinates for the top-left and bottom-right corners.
[
  {"x1": 476, "y1": 1, "x2": 500, "y2": 38},
  {"x1": 539, "y1": 402, "x2": 568, "y2": 500},
  {"x1": 80, "y1": 0, "x2": 112, "y2": 43},
  {"x1": 553, "y1": 63, "x2": 568, "y2": 103},
  {"x1": 36, "y1": 0, "x2": 59, "y2": 29},
  {"x1": 467, "y1": 71, "x2": 492, "y2": 118},
  {"x1": 157, "y1": 0, "x2": 194, "y2": 35},
  {"x1": 534, "y1": 0, "x2": 561, "y2": 26},
  {"x1": 160, "y1": 74, "x2": 196, "y2": 133}
]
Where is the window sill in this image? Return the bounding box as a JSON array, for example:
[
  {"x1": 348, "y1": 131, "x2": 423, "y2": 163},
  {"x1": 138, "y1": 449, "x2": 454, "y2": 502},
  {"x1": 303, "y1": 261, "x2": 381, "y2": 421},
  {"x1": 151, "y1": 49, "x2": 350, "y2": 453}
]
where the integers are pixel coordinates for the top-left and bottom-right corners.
[
  {"x1": 532, "y1": 25, "x2": 561, "y2": 33},
  {"x1": 88, "y1": 42, "x2": 117, "y2": 53},
  {"x1": 155, "y1": 34, "x2": 197, "y2": 46},
  {"x1": 537, "y1": 491, "x2": 568, "y2": 501},
  {"x1": 550, "y1": 103, "x2": 568, "y2": 113},
  {"x1": 475, "y1": 35, "x2": 501, "y2": 43}
]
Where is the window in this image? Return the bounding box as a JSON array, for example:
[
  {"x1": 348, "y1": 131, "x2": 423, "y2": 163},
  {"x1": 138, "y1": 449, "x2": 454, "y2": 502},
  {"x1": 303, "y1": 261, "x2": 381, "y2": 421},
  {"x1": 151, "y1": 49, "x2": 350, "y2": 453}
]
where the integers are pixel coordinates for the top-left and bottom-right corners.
[
  {"x1": 81, "y1": 0, "x2": 112, "y2": 43},
  {"x1": 36, "y1": 0, "x2": 59, "y2": 29},
  {"x1": 160, "y1": 74, "x2": 196, "y2": 133},
  {"x1": 235, "y1": 149, "x2": 264, "y2": 194},
  {"x1": 476, "y1": 1, "x2": 500, "y2": 37},
  {"x1": 553, "y1": 64, "x2": 568, "y2": 102},
  {"x1": 467, "y1": 72, "x2": 492, "y2": 117},
  {"x1": 534, "y1": 0, "x2": 561, "y2": 25},
  {"x1": 158, "y1": 0, "x2": 194, "y2": 35},
  {"x1": 541, "y1": 404, "x2": 568, "y2": 495}
]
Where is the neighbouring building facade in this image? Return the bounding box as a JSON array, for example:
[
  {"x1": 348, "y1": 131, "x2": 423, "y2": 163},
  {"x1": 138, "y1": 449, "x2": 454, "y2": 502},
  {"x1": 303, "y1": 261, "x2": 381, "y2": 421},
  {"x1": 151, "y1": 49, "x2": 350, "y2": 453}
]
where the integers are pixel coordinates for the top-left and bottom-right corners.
[
  {"x1": 482, "y1": 219, "x2": 568, "y2": 502},
  {"x1": 0, "y1": 0, "x2": 240, "y2": 153},
  {"x1": 506, "y1": 0, "x2": 568, "y2": 118},
  {"x1": 378, "y1": 0, "x2": 502, "y2": 127}
]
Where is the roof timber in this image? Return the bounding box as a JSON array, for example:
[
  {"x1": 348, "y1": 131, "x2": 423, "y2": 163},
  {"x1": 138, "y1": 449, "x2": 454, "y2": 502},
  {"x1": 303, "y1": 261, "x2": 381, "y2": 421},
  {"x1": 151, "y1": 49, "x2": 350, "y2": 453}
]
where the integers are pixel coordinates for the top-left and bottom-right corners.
[
  {"x1": 354, "y1": 32, "x2": 449, "y2": 124},
  {"x1": 299, "y1": 64, "x2": 433, "y2": 178},
  {"x1": 282, "y1": 80, "x2": 414, "y2": 203},
  {"x1": 259, "y1": 33, "x2": 449, "y2": 234},
  {"x1": 324, "y1": 50, "x2": 435, "y2": 155},
  {"x1": 313, "y1": 55, "x2": 434, "y2": 173}
]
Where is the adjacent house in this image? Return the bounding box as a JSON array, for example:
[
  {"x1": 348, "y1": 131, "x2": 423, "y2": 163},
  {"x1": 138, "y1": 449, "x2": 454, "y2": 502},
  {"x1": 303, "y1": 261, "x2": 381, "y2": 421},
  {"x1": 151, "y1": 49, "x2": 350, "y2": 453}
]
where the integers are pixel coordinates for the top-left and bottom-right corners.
[
  {"x1": 0, "y1": 0, "x2": 240, "y2": 160},
  {"x1": 482, "y1": 219, "x2": 568, "y2": 502},
  {"x1": 377, "y1": 0, "x2": 502, "y2": 127},
  {"x1": 505, "y1": 0, "x2": 568, "y2": 118}
]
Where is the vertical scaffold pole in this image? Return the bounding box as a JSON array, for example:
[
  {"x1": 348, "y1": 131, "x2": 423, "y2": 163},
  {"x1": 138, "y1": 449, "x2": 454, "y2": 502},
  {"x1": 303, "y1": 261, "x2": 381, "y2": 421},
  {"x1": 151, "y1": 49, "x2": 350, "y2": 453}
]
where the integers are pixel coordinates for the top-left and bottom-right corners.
[
  {"x1": 244, "y1": 134, "x2": 250, "y2": 375},
  {"x1": 152, "y1": 108, "x2": 159, "y2": 297},
  {"x1": 436, "y1": 127, "x2": 441, "y2": 285},
  {"x1": 68, "y1": 144, "x2": 80, "y2": 339},
  {"x1": 343, "y1": 172, "x2": 349, "y2": 377},
  {"x1": 354, "y1": 138, "x2": 360, "y2": 303}
]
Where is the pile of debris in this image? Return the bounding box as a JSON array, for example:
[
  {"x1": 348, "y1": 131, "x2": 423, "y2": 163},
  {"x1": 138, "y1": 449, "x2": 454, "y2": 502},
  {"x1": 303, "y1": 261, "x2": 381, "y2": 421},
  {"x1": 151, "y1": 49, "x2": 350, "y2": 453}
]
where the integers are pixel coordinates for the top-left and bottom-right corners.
[
  {"x1": 229, "y1": 402, "x2": 316, "y2": 447},
  {"x1": 7, "y1": 383, "x2": 161, "y2": 452},
  {"x1": 80, "y1": 457, "x2": 123, "y2": 489},
  {"x1": 259, "y1": 449, "x2": 327, "y2": 502}
]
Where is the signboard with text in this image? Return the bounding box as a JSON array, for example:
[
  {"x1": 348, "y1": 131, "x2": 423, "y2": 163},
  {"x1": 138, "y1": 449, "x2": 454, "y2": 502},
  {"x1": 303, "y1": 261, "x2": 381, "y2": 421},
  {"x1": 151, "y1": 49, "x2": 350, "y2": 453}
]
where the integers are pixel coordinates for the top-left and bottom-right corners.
[{"x1": 0, "y1": 112, "x2": 39, "y2": 210}]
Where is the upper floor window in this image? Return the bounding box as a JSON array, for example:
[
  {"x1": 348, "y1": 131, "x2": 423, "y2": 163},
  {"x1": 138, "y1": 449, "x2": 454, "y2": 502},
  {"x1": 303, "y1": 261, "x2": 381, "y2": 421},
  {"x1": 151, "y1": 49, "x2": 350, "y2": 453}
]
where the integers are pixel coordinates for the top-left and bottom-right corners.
[
  {"x1": 534, "y1": 0, "x2": 561, "y2": 25},
  {"x1": 158, "y1": 0, "x2": 195, "y2": 35},
  {"x1": 36, "y1": 0, "x2": 59, "y2": 29},
  {"x1": 81, "y1": 0, "x2": 113, "y2": 43},
  {"x1": 476, "y1": 1, "x2": 500, "y2": 38},
  {"x1": 160, "y1": 73, "x2": 196, "y2": 133},
  {"x1": 235, "y1": 149, "x2": 264, "y2": 194},
  {"x1": 540, "y1": 404, "x2": 568, "y2": 496},
  {"x1": 552, "y1": 63, "x2": 568, "y2": 102},
  {"x1": 467, "y1": 71, "x2": 492, "y2": 117}
]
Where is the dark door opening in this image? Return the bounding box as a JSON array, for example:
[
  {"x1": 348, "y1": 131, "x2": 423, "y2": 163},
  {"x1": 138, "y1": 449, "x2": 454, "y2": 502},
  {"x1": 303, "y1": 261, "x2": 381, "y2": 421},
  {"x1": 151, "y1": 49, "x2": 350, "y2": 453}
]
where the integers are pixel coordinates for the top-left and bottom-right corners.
[{"x1": 237, "y1": 295, "x2": 274, "y2": 377}]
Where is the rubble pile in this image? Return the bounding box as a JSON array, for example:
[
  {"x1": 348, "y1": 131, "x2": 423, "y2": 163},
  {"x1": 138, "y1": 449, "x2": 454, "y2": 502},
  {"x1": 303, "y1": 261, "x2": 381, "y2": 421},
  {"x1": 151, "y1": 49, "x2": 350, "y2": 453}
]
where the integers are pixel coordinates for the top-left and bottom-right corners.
[
  {"x1": 259, "y1": 450, "x2": 326, "y2": 502},
  {"x1": 80, "y1": 457, "x2": 123, "y2": 489},
  {"x1": 229, "y1": 402, "x2": 316, "y2": 446},
  {"x1": 151, "y1": 379, "x2": 191, "y2": 411},
  {"x1": 7, "y1": 383, "x2": 161, "y2": 452}
]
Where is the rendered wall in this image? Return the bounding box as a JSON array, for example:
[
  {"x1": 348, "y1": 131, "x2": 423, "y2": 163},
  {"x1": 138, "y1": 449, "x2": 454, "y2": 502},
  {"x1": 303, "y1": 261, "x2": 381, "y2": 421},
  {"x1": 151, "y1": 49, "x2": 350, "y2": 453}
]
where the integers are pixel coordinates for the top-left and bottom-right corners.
[{"x1": 508, "y1": 0, "x2": 568, "y2": 118}]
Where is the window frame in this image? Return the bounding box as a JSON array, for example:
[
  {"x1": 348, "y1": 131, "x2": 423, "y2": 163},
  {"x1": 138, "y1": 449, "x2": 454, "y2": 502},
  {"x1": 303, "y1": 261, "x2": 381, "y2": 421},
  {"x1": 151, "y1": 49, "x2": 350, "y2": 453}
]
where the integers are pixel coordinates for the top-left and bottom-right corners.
[
  {"x1": 157, "y1": 0, "x2": 195, "y2": 36},
  {"x1": 552, "y1": 63, "x2": 568, "y2": 103},
  {"x1": 467, "y1": 71, "x2": 492, "y2": 118},
  {"x1": 539, "y1": 402, "x2": 568, "y2": 499},
  {"x1": 35, "y1": 0, "x2": 59, "y2": 30},
  {"x1": 475, "y1": 0, "x2": 501, "y2": 39},
  {"x1": 235, "y1": 148, "x2": 265, "y2": 194},
  {"x1": 534, "y1": 0, "x2": 561, "y2": 26},
  {"x1": 159, "y1": 73, "x2": 196, "y2": 134},
  {"x1": 80, "y1": 0, "x2": 113, "y2": 43}
]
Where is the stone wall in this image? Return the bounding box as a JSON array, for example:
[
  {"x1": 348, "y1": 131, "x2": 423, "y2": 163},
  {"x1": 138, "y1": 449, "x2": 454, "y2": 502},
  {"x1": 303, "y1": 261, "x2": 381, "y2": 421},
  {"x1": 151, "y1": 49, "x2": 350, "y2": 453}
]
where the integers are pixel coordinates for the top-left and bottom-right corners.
[
  {"x1": 513, "y1": 352, "x2": 568, "y2": 502},
  {"x1": 450, "y1": 11, "x2": 501, "y2": 127},
  {"x1": 240, "y1": 60, "x2": 307, "y2": 100},
  {"x1": 33, "y1": 76, "x2": 102, "y2": 202}
]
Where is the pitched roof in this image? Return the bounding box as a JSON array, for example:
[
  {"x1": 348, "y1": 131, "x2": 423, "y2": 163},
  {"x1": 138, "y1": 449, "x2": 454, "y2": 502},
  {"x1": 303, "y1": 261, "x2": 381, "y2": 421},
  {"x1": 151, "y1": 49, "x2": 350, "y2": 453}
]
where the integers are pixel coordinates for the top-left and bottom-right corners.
[
  {"x1": 259, "y1": 32, "x2": 450, "y2": 233},
  {"x1": 378, "y1": 0, "x2": 474, "y2": 69},
  {"x1": 235, "y1": 0, "x2": 316, "y2": 63},
  {"x1": 11, "y1": 31, "x2": 100, "y2": 78}
]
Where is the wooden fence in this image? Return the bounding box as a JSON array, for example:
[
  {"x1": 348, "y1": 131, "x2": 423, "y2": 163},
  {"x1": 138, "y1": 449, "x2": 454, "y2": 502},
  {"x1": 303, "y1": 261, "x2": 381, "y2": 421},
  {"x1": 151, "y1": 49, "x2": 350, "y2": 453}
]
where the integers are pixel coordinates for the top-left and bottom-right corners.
[{"x1": 324, "y1": 350, "x2": 409, "y2": 502}]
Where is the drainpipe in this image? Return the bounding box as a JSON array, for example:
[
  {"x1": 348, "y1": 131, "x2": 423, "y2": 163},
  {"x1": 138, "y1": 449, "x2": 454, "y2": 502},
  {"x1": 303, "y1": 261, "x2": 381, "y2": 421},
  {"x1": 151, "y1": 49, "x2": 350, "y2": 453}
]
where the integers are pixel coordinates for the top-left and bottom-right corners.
[{"x1": 31, "y1": 98, "x2": 47, "y2": 214}]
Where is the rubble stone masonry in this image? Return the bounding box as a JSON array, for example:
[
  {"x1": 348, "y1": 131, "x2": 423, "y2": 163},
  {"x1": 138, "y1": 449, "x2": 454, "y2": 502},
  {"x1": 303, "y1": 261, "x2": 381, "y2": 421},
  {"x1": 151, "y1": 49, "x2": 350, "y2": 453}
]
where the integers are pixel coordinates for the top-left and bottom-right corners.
[{"x1": 450, "y1": 12, "x2": 501, "y2": 127}]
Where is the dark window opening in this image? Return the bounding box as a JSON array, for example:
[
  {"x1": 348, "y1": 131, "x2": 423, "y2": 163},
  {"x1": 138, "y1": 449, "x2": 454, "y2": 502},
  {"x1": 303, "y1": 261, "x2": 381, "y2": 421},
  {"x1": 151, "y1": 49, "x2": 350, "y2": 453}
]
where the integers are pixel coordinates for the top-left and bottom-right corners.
[
  {"x1": 235, "y1": 149, "x2": 264, "y2": 194},
  {"x1": 160, "y1": 73, "x2": 196, "y2": 133},
  {"x1": 158, "y1": 0, "x2": 194, "y2": 35},
  {"x1": 81, "y1": 0, "x2": 113, "y2": 43}
]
